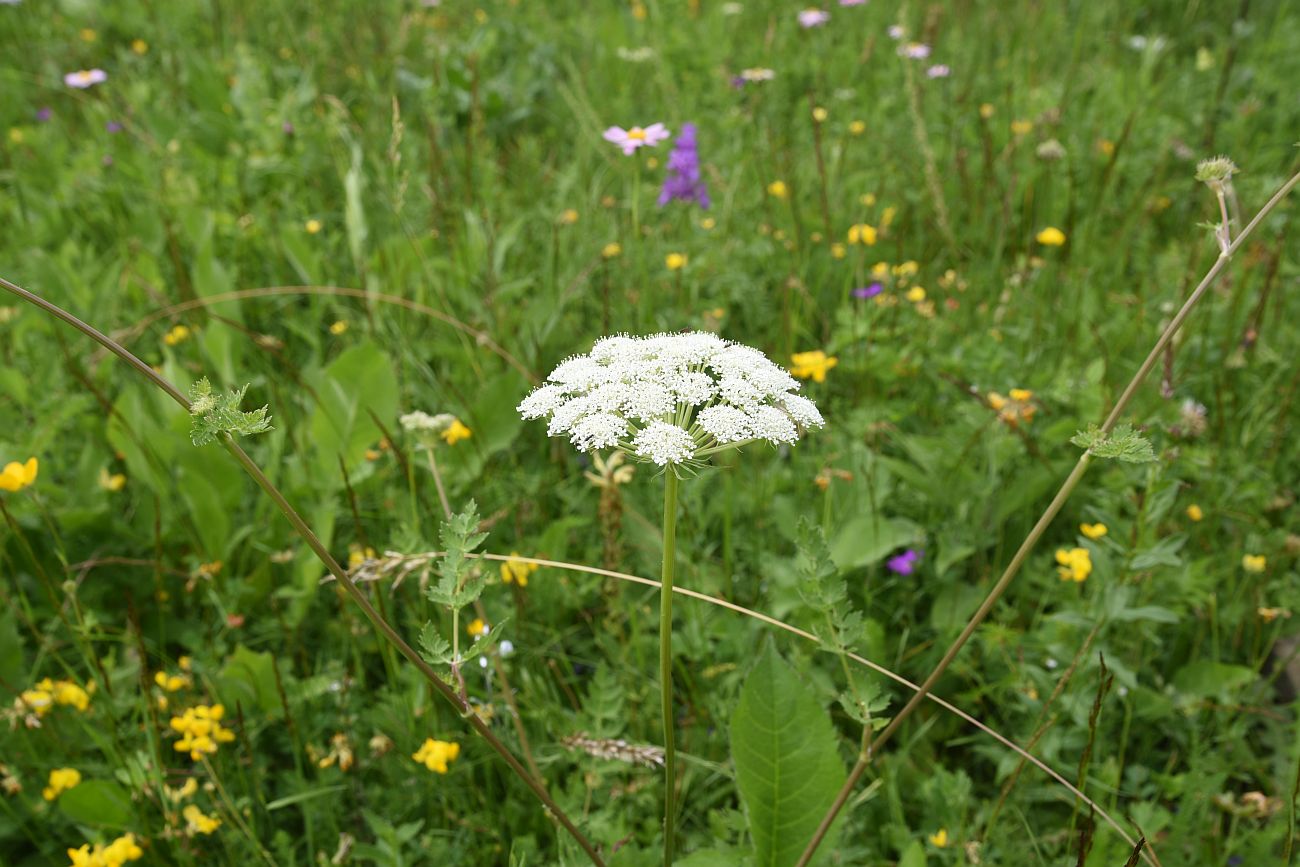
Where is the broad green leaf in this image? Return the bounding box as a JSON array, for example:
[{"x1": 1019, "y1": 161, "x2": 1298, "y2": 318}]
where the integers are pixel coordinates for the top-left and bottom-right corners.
[
  {"x1": 1173, "y1": 661, "x2": 1256, "y2": 698},
  {"x1": 216, "y1": 644, "x2": 284, "y2": 719},
  {"x1": 830, "y1": 515, "x2": 923, "y2": 571},
  {"x1": 306, "y1": 341, "x2": 399, "y2": 482},
  {"x1": 59, "y1": 780, "x2": 133, "y2": 828},
  {"x1": 730, "y1": 643, "x2": 846, "y2": 867},
  {"x1": 898, "y1": 841, "x2": 927, "y2": 867}
]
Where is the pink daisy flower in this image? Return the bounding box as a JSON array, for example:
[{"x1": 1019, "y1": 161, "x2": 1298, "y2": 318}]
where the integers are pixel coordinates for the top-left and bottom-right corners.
[
  {"x1": 64, "y1": 69, "x2": 107, "y2": 89},
  {"x1": 798, "y1": 9, "x2": 830, "y2": 27},
  {"x1": 602, "y1": 123, "x2": 670, "y2": 156}
]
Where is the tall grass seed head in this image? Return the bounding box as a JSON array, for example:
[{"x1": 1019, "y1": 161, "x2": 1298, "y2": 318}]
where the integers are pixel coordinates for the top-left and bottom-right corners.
[{"x1": 518, "y1": 332, "x2": 824, "y2": 469}]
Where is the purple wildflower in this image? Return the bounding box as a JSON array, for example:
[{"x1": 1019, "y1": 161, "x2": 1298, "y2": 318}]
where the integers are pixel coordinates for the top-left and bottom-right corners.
[
  {"x1": 64, "y1": 69, "x2": 107, "y2": 89},
  {"x1": 603, "y1": 123, "x2": 670, "y2": 156},
  {"x1": 899, "y1": 42, "x2": 931, "y2": 59},
  {"x1": 839, "y1": 0, "x2": 867, "y2": 5},
  {"x1": 105, "y1": 121, "x2": 123, "y2": 133},
  {"x1": 282, "y1": 121, "x2": 295, "y2": 135},
  {"x1": 35, "y1": 107, "x2": 52, "y2": 122},
  {"x1": 886, "y1": 549, "x2": 921, "y2": 575},
  {"x1": 853, "y1": 283, "x2": 883, "y2": 299},
  {"x1": 926, "y1": 64, "x2": 951, "y2": 79},
  {"x1": 658, "y1": 123, "x2": 710, "y2": 209}
]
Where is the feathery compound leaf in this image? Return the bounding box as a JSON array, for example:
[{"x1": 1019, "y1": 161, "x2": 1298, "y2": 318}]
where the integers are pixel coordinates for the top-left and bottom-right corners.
[
  {"x1": 1070, "y1": 424, "x2": 1156, "y2": 463},
  {"x1": 188, "y1": 378, "x2": 273, "y2": 446},
  {"x1": 428, "y1": 501, "x2": 487, "y2": 608}
]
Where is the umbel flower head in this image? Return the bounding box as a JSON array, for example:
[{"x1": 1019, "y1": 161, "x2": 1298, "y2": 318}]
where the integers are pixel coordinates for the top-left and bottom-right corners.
[{"x1": 517, "y1": 332, "x2": 824, "y2": 472}]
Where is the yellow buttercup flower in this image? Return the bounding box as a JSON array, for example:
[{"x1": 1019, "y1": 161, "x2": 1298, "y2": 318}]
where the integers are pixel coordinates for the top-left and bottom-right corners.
[
  {"x1": 665, "y1": 253, "x2": 687, "y2": 271},
  {"x1": 790, "y1": 350, "x2": 838, "y2": 383},
  {"x1": 79, "y1": 28, "x2": 97, "y2": 42},
  {"x1": 1011, "y1": 119, "x2": 1033, "y2": 135},
  {"x1": 830, "y1": 243, "x2": 847, "y2": 259},
  {"x1": 412, "y1": 738, "x2": 460, "y2": 773},
  {"x1": 700, "y1": 217, "x2": 716, "y2": 230},
  {"x1": 811, "y1": 106, "x2": 828, "y2": 123},
  {"x1": 846, "y1": 223, "x2": 877, "y2": 246},
  {"x1": 1036, "y1": 226, "x2": 1066, "y2": 246},
  {"x1": 1185, "y1": 504, "x2": 1204, "y2": 522},
  {"x1": 183, "y1": 804, "x2": 222, "y2": 835},
  {"x1": 559, "y1": 208, "x2": 579, "y2": 225},
  {"x1": 929, "y1": 828, "x2": 950, "y2": 847},
  {"x1": 162, "y1": 324, "x2": 190, "y2": 346},
  {"x1": 329, "y1": 320, "x2": 349, "y2": 335},
  {"x1": 43, "y1": 768, "x2": 81, "y2": 801},
  {"x1": 8, "y1": 128, "x2": 23, "y2": 144},
  {"x1": 1055, "y1": 547, "x2": 1092, "y2": 582},
  {"x1": 1242, "y1": 554, "x2": 1266, "y2": 573},
  {"x1": 440, "y1": 419, "x2": 471, "y2": 445},
  {"x1": 98, "y1": 467, "x2": 126, "y2": 492},
  {"x1": 766, "y1": 180, "x2": 788, "y2": 199},
  {"x1": 305, "y1": 219, "x2": 322, "y2": 234},
  {"x1": 501, "y1": 553, "x2": 537, "y2": 587},
  {"x1": 601, "y1": 242, "x2": 622, "y2": 259},
  {"x1": 466, "y1": 617, "x2": 488, "y2": 637},
  {"x1": 905, "y1": 286, "x2": 927, "y2": 303},
  {"x1": 849, "y1": 120, "x2": 866, "y2": 135},
  {"x1": 979, "y1": 103, "x2": 995, "y2": 119},
  {"x1": 131, "y1": 39, "x2": 149, "y2": 55},
  {"x1": 1080, "y1": 523, "x2": 1108, "y2": 540},
  {"x1": 0, "y1": 457, "x2": 38, "y2": 492}
]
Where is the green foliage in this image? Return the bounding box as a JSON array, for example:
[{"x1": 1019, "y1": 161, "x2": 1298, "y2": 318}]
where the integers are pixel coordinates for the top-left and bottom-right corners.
[
  {"x1": 187, "y1": 377, "x2": 273, "y2": 446},
  {"x1": 58, "y1": 780, "x2": 134, "y2": 829},
  {"x1": 730, "y1": 643, "x2": 847, "y2": 867},
  {"x1": 1071, "y1": 424, "x2": 1157, "y2": 463}
]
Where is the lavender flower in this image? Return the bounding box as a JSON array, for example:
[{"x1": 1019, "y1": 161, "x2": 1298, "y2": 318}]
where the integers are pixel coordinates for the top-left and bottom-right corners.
[
  {"x1": 35, "y1": 107, "x2": 52, "y2": 122},
  {"x1": 886, "y1": 549, "x2": 921, "y2": 575},
  {"x1": 798, "y1": 9, "x2": 830, "y2": 27},
  {"x1": 603, "y1": 123, "x2": 670, "y2": 156},
  {"x1": 926, "y1": 64, "x2": 950, "y2": 78},
  {"x1": 840, "y1": 0, "x2": 868, "y2": 5},
  {"x1": 853, "y1": 283, "x2": 883, "y2": 299},
  {"x1": 64, "y1": 69, "x2": 107, "y2": 89},
  {"x1": 658, "y1": 123, "x2": 710, "y2": 209},
  {"x1": 105, "y1": 121, "x2": 123, "y2": 133},
  {"x1": 899, "y1": 42, "x2": 931, "y2": 59}
]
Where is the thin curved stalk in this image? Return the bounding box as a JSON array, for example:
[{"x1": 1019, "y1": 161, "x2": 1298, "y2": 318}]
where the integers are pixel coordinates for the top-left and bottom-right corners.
[
  {"x1": 793, "y1": 171, "x2": 1300, "y2": 867},
  {"x1": 101, "y1": 285, "x2": 538, "y2": 384},
  {"x1": 0, "y1": 276, "x2": 605, "y2": 867},
  {"x1": 345, "y1": 550, "x2": 1157, "y2": 866}
]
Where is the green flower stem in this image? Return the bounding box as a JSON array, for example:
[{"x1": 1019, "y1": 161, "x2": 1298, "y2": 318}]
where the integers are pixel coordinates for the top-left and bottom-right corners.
[
  {"x1": 794, "y1": 170, "x2": 1300, "y2": 867},
  {"x1": 0, "y1": 275, "x2": 607, "y2": 867},
  {"x1": 660, "y1": 469, "x2": 680, "y2": 865}
]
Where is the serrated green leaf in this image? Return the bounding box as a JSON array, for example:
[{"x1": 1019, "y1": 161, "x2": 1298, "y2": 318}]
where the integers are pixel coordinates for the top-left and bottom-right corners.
[
  {"x1": 731, "y1": 643, "x2": 846, "y2": 867},
  {"x1": 1071, "y1": 424, "x2": 1156, "y2": 463}
]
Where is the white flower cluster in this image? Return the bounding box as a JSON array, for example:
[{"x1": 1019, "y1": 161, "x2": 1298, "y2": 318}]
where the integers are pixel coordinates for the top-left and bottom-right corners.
[
  {"x1": 517, "y1": 332, "x2": 824, "y2": 467},
  {"x1": 400, "y1": 410, "x2": 456, "y2": 434}
]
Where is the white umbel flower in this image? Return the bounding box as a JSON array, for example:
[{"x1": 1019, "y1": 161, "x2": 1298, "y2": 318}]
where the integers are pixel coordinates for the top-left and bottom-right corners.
[{"x1": 518, "y1": 332, "x2": 824, "y2": 469}]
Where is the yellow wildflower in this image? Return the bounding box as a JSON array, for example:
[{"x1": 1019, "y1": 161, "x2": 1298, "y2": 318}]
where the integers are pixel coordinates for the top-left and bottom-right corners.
[
  {"x1": 53, "y1": 680, "x2": 91, "y2": 711},
  {"x1": 811, "y1": 106, "x2": 828, "y2": 123},
  {"x1": 318, "y1": 733, "x2": 355, "y2": 772},
  {"x1": 893, "y1": 260, "x2": 919, "y2": 277},
  {"x1": 559, "y1": 208, "x2": 579, "y2": 225},
  {"x1": 766, "y1": 180, "x2": 788, "y2": 199},
  {"x1": 1011, "y1": 119, "x2": 1033, "y2": 135},
  {"x1": 700, "y1": 217, "x2": 716, "y2": 230},
  {"x1": 1008, "y1": 388, "x2": 1033, "y2": 402},
  {"x1": 1242, "y1": 554, "x2": 1266, "y2": 573},
  {"x1": 169, "y1": 704, "x2": 236, "y2": 761},
  {"x1": 154, "y1": 671, "x2": 189, "y2": 692},
  {"x1": 501, "y1": 553, "x2": 537, "y2": 587},
  {"x1": 43, "y1": 768, "x2": 81, "y2": 801},
  {"x1": 164, "y1": 778, "x2": 198, "y2": 802},
  {"x1": 183, "y1": 804, "x2": 222, "y2": 835},
  {"x1": 1055, "y1": 547, "x2": 1092, "y2": 582},
  {"x1": 68, "y1": 833, "x2": 144, "y2": 867},
  {"x1": 830, "y1": 243, "x2": 847, "y2": 259},
  {"x1": 1258, "y1": 607, "x2": 1292, "y2": 623},
  {"x1": 860, "y1": 193, "x2": 877, "y2": 207},
  {"x1": 929, "y1": 828, "x2": 950, "y2": 848},
  {"x1": 8, "y1": 128, "x2": 23, "y2": 144},
  {"x1": 412, "y1": 738, "x2": 461, "y2": 773},
  {"x1": 849, "y1": 120, "x2": 866, "y2": 135},
  {"x1": 1185, "y1": 504, "x2": 1204, "y2": 522},
  {"x1": 329, "y1": 320, "x2": 349, "y2": 335},
  {"x1": 665, "y1": 253, "x2": 687, "y2": 271},
  {"x1": 467, "y1": 618, "x2": 488, "y2": 637},
  {"x1": 131, "y1": 39, "x2": 149, "y2": 55},
  {"x1": 601, "y1": 242, "x2": 622, "y2": 259},
  {"x1": 790, "y1": 350, "x2": 838, "y2": 383},
  {"x1": 79, "y1": 28, "x2": 97, "y2": 42},
  {"x1": 347, "y1": 544, "x2": 377, "y2": 569},
  {"x1": 1080, "y1": 523, "x2": 1108, "y2": 540},
  {"x1": 178, "y1": 656, "x2": 192, "y2": 671},
  {"x1": 1098, "y1": 138, "x2": 1116, "y2": 157},
  {"x1": 1036, "y1": 226, "x2": 1066, "y2": 246},
  {"x1": 979, "y1": 103, "x2": 995, "y2": 119},
  {"x1": 305, "y1": 219, "x2": 322, "y2": 234},
  {"x1": 0, "y1": 457, "x2": 38, "y2": 493},
  {"x1": 162, "y1": 324, "x2": 190, "y2": 346},
  {"x1": 905, "y1": 286, "x2": 927, "y2": 303},
  {"x1": 440, "y1": 418, "x2": 472, "y2": 445},
  {"x1": 846, "y1": 223, "x2": 877, "y2": 245},
  {"x1": 871, "y1": 261, "x2": 890, "y2": 278},
  {"x1": 987, "y1": 392, "x2": 1008, "y2": 411},
  {"x1": 98, "y1": 467, "x2": 126, "y2": 492},
  {"x1": 881, "y1": 206, "x2": 897, "y2": 228}
]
